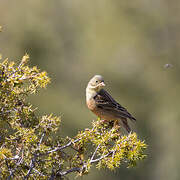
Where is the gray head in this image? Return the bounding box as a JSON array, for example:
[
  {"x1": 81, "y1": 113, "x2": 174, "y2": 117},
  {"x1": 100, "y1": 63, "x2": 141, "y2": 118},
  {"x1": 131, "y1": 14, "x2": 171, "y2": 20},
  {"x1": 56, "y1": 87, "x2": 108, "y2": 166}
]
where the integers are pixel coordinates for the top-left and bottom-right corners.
[{"x1": 87, "y1": 75, "x2": 105, "y2": 92}]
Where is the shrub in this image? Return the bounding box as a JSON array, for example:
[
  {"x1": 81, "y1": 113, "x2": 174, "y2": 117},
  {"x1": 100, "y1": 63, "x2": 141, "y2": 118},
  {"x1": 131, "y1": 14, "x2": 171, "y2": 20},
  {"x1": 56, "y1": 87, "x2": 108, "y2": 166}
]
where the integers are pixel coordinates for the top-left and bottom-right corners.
[{"x1": 0, "y1": 55, "x2": 147, "y2": 179}]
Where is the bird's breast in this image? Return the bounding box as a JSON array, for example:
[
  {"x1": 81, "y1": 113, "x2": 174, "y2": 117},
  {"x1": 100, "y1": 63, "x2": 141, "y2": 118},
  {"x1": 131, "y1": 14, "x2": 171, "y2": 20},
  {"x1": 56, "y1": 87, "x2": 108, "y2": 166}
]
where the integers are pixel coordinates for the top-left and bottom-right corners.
[
  {"x1": 86, "y1": 98, "x2": 97, "y2": 111},
  {"x1": 87, "y1": 98, "x2": 115, "y2": 120}
]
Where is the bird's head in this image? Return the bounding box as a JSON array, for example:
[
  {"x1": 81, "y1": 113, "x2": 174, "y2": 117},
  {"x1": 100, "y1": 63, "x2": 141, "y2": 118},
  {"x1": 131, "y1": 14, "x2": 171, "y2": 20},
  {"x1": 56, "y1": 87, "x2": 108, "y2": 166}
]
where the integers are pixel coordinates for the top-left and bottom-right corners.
[{"x1": 87, "y1": 75, "x2": 105, "y2": 92}]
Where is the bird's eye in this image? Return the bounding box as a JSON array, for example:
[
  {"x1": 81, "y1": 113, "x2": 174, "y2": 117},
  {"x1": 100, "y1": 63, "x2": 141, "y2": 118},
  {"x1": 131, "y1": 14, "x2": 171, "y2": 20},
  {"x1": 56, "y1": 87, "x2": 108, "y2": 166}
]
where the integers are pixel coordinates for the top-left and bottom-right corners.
[{"x1": 96, "y1": 80, "x2": 98, "y2": 83}]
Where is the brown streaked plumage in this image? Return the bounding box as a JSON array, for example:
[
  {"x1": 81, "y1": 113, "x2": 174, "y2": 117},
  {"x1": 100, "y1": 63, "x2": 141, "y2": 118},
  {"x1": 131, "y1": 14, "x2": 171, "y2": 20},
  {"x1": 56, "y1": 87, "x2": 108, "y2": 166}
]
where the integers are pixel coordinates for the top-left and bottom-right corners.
[{"x1": 86, "y1": 75, "x2": 136, "y2": 133}]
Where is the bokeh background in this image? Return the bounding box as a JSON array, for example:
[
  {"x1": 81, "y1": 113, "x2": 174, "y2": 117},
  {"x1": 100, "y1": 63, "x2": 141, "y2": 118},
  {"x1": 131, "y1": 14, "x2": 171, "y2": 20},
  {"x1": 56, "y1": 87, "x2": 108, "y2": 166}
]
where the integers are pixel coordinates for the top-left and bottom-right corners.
[{"x1": 1, "y1": 1, "x2": 180, "y2": 179}]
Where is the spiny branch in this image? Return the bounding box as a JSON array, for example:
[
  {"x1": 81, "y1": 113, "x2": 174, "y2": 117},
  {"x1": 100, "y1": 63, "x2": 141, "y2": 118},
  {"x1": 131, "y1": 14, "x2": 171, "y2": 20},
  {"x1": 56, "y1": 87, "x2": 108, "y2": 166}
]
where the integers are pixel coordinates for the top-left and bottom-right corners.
[
  {"x1": 23, "y1": 132, "x2": 45, "y2": 179},
  {"x1": 45, "y1": 138, "x2": 81, "y2": 155},
  {"x1": 58, "y1": 150, "x2": 113, "y2": 178},
  {"x1": 90, "y1": 144, "x2": 101, "y2": 162}
]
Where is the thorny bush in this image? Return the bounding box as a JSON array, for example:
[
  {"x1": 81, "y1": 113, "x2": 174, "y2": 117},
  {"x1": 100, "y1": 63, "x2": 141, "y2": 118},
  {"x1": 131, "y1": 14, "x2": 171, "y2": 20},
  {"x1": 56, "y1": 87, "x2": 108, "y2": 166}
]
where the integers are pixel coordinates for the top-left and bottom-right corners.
[{"x1": 0, "y1": 55, "x2": 147, "y2": 179}]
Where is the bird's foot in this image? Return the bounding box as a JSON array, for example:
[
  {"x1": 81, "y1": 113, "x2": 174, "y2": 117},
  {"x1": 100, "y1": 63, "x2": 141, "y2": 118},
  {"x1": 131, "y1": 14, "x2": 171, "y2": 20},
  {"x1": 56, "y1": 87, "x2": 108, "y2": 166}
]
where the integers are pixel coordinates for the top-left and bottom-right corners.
[
  {"x1": 96, "y1": 119, "x2": 110, "y2": 127},
  {"x1": 113, "y1": 124, "x2": 120, "y2": 129},
  {"x1": 112, "y1": 120, "x2": 121, "y2": 133},
  {"x1": 99, "y1": 119, "x2": 109, "y2": 124}
]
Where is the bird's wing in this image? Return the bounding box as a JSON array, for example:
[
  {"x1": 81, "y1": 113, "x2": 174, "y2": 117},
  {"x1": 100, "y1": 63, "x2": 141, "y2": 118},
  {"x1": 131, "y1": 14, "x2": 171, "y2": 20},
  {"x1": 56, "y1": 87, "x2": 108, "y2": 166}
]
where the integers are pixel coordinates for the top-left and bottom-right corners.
[{"x1": 94, "y1": 89, "x2": 136, "y2": 121}]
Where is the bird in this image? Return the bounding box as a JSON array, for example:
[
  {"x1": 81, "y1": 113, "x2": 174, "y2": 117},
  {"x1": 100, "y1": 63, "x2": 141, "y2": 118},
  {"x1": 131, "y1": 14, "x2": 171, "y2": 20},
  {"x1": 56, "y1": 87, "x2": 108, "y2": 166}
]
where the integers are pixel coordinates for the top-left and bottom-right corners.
[{"x1": 86, "y1": 75, "x2": 136, "y2": 133}]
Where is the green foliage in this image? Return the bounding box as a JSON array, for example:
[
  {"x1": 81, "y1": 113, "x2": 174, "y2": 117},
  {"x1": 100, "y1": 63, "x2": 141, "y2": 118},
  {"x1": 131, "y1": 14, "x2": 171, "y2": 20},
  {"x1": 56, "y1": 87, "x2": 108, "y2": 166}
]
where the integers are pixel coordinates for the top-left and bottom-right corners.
[
  {"x1": 76, "y1": 121, "x2": 146, "y2": 172},
  {"x1": 0, "y1": 56, "x2": 147, "y2": 179}
]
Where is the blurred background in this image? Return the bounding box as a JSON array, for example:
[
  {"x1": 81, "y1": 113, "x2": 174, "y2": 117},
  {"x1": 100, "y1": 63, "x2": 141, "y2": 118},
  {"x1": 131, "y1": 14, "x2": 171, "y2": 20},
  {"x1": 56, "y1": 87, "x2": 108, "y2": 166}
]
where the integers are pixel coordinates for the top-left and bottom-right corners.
[{"x1": 1, "y1": 0, "x2": 180, "y2": 179}]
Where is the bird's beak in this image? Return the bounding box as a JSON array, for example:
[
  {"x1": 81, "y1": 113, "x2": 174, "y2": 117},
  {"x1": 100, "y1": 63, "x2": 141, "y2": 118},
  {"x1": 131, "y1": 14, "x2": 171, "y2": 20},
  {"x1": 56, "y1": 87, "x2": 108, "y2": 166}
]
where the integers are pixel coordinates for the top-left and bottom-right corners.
[{"x1": 99, "y1": 82, "x2": 105, "y2": 87}]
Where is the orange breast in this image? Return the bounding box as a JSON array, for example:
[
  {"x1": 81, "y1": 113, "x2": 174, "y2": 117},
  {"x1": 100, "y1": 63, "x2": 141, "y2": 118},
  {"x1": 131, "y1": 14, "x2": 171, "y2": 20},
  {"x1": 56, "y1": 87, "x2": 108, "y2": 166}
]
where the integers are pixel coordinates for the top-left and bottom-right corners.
[
  {"x1": 87, "y1": 98, "x2": 116, "y2": 121},
  {"x1": 86, "y1": 98, "x2": 96, "y2": 111}
]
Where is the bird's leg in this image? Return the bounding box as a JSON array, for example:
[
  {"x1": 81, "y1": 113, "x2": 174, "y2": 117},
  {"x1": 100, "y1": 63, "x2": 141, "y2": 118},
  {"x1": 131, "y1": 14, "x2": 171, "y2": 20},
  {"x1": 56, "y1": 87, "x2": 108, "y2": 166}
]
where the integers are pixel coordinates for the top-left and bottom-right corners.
[
  {"x1": 112, "y1": 120, "x2": 122, "y2": 135},
  {"x1": 113, "y1": 120, "x2": 120, "y2": 129},
  {"x1": 99, "y1": 119, "x2": 109, "y2": 124}
]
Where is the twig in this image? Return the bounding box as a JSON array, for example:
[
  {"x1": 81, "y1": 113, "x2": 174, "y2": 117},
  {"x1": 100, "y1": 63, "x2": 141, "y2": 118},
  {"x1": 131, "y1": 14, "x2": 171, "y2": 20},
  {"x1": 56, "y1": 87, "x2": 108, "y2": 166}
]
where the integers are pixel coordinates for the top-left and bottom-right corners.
[
  {"x1": 38, "y1": 131, "x2": 45, "y2": 148},
  {"x1": 58, "y1": 167, "x2": 81, "y2": 176},
  {"x1": 90, "y1": 144, "x2": 101, "y2": 162},
  {"x1": 48, "y1": 167, "x2": 55, "y2": 180},
  {"x1": 5, "y1": 159, "x2": 14, "y2": 180},
  {"x1": 23, "y1": 132, "x2": 45, "y2": 179},
  {"x1": 23, "y1": 155, "x2": 36, "y2": 180},
  {"x1": 6, "y1": 146, "x2": 24, "y2": 180},
  {"x1": 58, "y1": 150, "x2": 113, "y2": 178},
  {"x1": 89, "y1": 151, "x2": 113, "y2": 163},
  {"x1": 33, "y1": 168, "x2": 45, "y2": 177},
  {"x1": 45, "y1": 138, "x2": 80, "y2": 155}
]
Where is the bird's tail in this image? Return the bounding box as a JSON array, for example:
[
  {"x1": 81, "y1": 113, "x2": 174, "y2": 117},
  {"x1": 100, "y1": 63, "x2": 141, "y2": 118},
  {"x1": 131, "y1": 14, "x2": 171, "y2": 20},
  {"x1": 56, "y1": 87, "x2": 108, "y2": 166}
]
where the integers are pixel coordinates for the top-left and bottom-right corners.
[
  {"x1": 122, "y1": 119, "x2": 131, "y2": 133},
  {"x1": 130, "y1": 116, "x2": 136, "y2": 122}
]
